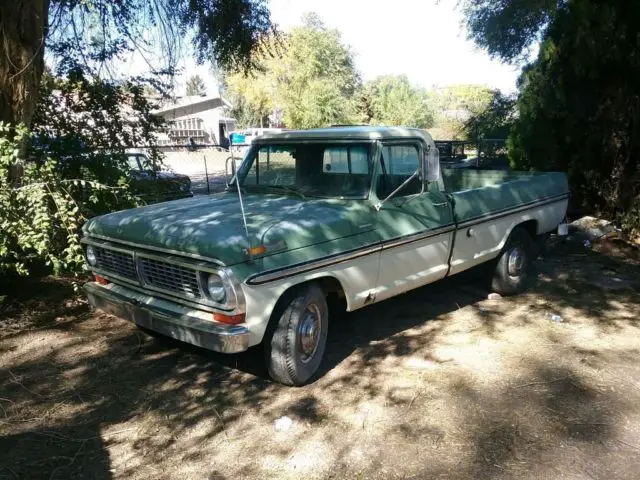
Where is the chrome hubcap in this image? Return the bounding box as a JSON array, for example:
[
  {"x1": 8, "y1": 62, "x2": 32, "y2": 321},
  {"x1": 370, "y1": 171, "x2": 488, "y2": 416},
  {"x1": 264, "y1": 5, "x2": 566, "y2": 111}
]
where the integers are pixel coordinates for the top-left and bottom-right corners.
[
  {"x1": 507, "y1": 246, "x2": 526, "y2": 276},
  {"x1": 298, "y1": 303, "x2": 321, "y2": 363}
]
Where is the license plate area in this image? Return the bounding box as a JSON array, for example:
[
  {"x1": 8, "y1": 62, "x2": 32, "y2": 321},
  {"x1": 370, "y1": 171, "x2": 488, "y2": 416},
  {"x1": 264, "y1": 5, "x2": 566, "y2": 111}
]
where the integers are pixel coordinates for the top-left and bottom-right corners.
[{"x1": 94, "y1": 295, "x2": 152, "y2": 326}]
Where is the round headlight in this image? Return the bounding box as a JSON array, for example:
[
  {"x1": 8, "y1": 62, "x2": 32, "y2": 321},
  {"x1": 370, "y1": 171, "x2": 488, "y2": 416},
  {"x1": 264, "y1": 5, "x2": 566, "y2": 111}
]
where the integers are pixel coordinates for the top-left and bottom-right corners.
[
  {"x1": 86, "y1": 245, "x2": 98, "y2": 266},
  {"x1": 207, "y1": 273, "x2": 226, "y2": 302}
]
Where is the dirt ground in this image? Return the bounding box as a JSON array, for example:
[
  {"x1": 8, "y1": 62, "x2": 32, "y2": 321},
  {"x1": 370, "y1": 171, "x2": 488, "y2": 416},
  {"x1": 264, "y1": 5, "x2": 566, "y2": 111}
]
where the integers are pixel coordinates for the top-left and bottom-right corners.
[{"x1": 2, "y1": 235, "x2": 640, "y2": 480}]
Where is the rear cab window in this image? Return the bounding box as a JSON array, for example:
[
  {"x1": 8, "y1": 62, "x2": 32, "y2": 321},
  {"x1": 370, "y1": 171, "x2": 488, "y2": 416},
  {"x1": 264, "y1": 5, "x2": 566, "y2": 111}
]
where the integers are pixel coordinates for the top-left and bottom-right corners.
[{"x1": 322, "y1": 146, "x2": 369, "y2": 174}]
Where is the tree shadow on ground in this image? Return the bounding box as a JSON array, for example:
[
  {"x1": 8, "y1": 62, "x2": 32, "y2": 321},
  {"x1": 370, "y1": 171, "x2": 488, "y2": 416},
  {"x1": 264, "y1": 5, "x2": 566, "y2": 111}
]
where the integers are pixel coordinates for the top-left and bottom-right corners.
[{"x1": 1, "y1": 235, "x2": 639, "y2": 479}]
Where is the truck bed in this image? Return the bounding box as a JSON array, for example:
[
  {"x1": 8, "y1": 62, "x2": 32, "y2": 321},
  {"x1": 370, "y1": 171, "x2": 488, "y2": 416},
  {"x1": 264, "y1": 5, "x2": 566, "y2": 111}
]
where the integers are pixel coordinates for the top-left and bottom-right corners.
[{"x1": 443, "y1": 169, "x2": 569, "y2": 224}]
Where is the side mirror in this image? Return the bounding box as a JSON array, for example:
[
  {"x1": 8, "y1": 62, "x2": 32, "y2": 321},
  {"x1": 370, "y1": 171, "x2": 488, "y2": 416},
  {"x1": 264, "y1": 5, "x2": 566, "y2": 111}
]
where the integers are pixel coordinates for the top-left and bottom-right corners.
[{"x1": 425, "y1": 146, "x2": 440, "y2": 183}]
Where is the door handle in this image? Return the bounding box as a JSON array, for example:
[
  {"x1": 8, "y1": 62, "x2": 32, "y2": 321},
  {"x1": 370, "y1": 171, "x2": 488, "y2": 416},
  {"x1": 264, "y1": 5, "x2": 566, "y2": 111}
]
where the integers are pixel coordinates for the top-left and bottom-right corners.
[{"x1": 432, "y1": 202, "x2": 449, "y2": 207}]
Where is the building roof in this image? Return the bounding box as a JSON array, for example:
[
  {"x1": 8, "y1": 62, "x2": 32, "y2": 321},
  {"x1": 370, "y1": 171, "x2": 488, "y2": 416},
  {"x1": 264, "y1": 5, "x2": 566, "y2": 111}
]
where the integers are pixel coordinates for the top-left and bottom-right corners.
[
  {"x1": 255, "y1": 126, "x2": 434, "y2": 144},
  {"x1": 153, "y1": 95, "x2": 233, "y2": 116}
]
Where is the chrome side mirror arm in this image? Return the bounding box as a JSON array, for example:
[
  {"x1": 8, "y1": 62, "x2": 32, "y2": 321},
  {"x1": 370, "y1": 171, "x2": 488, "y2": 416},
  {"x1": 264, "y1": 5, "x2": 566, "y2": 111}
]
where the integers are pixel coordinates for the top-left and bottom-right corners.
[{"x1": 374, "y1": 169, "x2": 420, "y2": 211}]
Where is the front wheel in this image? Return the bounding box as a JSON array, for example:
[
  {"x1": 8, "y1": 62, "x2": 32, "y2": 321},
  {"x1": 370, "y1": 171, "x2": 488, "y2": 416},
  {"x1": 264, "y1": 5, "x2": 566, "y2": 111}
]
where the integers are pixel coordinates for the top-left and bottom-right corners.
[
  {"x1": 491, "y1": 227, "x2": 535, "y2": 295},
  {"x1": 265, "y1": 284, "x2": 329, "y2": 386}
]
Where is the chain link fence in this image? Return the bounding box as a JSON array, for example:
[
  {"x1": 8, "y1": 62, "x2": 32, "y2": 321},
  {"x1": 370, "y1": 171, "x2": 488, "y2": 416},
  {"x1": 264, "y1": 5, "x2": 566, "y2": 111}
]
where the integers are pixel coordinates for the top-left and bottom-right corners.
[
  {"x1": 155, "y1": 144, "x2": 300, "y2": 195},
  {"x1": 155, "y1": 144, "x2": 246, "y2": 195}
]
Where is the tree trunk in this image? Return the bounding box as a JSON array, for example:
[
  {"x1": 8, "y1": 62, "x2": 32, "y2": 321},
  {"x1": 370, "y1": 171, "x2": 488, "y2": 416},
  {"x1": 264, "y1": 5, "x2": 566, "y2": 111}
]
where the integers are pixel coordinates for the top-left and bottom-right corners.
[{"x1": 0, "y1": 0, "x2": 49, "y2": 129}]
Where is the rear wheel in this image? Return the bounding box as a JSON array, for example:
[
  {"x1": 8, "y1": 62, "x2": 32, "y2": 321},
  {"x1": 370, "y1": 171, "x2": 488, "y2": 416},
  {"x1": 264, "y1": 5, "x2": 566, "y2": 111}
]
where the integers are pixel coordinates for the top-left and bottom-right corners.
[
  {"x1": 265, "y1": 284, "x2": 328, "y2": 386},
  {"x1": 491, "y1": 227, "x2": 535, "y2": 295}
]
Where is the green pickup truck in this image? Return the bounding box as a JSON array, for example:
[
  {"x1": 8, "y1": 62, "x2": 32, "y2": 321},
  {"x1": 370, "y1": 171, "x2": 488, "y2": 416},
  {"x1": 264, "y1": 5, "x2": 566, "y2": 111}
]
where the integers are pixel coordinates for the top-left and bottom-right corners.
[{"x1": 82, "y1": 127, "x2": 569, "y2": 385}]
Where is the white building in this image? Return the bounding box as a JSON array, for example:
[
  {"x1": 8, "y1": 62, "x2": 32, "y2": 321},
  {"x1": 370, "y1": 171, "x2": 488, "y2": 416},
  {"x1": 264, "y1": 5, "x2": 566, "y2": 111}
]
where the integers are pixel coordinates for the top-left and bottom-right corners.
[{"x1": 153, "y1": 95, "x2": 237, "y2": 146}]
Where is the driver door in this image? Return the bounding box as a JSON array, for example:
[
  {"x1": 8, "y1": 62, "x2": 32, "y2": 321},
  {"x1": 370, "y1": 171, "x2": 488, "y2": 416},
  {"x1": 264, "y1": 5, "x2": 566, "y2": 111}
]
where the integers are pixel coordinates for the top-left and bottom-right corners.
[{"x1": 374, "y1": 141, "x2": 454, "y2": 302}]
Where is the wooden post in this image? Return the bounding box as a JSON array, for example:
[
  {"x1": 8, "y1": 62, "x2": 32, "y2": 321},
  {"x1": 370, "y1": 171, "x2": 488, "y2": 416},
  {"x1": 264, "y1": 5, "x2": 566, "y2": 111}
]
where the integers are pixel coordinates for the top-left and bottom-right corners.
[{"x1": 204, "y1": 154, "x2": 210, "y2": 194}]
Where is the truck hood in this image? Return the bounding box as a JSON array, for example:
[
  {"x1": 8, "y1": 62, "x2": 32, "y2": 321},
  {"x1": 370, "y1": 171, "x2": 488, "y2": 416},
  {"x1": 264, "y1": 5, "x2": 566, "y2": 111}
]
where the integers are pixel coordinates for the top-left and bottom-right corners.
[{"x1": 83, "y1": 193, "x2": 365, "y2": 265}]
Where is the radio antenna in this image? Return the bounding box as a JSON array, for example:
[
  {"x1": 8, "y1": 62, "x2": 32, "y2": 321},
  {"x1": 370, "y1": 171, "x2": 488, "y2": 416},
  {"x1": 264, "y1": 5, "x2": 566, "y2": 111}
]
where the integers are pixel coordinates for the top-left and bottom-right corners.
[{"x1": 232, "y1": 158, "x2": 253, "y2": 261}]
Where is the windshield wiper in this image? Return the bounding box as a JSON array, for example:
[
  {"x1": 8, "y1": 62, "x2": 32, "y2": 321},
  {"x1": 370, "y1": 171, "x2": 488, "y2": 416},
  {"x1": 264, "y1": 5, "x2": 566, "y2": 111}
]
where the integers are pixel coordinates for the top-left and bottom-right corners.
[{"x1": 263, "y1": 184, "x2": 306, "y2": 199}]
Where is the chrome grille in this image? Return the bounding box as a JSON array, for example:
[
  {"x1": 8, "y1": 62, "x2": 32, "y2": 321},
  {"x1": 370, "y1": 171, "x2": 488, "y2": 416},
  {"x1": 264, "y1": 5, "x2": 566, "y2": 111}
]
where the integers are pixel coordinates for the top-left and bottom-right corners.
[
  {"x1": 95, "y1": 247, "x2": 137, "y2": 280},
  {"x1": 139, "y1": 257, "x2": 202, "y2": 298}
]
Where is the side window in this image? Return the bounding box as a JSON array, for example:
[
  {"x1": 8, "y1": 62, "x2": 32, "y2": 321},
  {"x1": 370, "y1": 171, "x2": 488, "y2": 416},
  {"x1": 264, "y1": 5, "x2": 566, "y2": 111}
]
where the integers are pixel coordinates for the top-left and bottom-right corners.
[
  {"x1": 378, "y1": 144, "x2": 422, "y2": 198},
  {"x1": 126, "y1": 155, "x2": 141, "y2": 171},
  {"x1": 137, "y1": 155, "x2": 152, "y2": 172},
  {"x1": 243, "y1": 150, "x2": 258, "y2": 186},
  {"x1": 244, "y1": 146, "x2": 297, "y2": 186},
  {"x1": 386, "y1": 145, "x2": 419, "y2": 175},
  {"x1": 322, "y1": 146, "x2": 369, "y2": 174}
]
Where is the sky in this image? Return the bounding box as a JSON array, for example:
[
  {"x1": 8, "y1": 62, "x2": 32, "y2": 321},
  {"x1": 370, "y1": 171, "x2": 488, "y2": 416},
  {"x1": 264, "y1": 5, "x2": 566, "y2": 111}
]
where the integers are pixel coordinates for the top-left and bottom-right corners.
[
  {"x1": 168, "y1": 0, "x2": 522, "y2": 96},
  {"x1": 269, "y1": 0, "x2": 521, "y2": 92}
]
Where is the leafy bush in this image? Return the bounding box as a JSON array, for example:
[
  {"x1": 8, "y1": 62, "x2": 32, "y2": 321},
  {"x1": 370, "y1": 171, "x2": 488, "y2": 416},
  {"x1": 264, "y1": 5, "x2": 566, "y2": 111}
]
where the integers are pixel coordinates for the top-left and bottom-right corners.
[
  {"x1": 2, "y1": 125, "x2": 81, "y2": 274},
  {"x1": 619, "y1": 202, "x2": 640, "y2": 238},
  {"x1": 0, "y1": 72, "x2": 165, "y2": 276}
]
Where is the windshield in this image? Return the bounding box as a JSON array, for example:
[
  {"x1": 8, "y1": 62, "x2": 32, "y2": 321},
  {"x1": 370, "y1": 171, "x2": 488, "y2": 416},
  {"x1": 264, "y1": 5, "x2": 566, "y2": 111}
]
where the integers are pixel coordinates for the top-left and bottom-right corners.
[{"x1": 234, "y1": 142, "x2": 373, "y2": 198}]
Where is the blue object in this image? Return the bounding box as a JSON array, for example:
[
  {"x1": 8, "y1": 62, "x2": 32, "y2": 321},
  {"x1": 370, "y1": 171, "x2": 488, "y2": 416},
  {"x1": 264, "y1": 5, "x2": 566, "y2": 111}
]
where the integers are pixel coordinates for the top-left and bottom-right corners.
[{"x1": 230, "y1": 133, "x2": 245, "y2": 145}]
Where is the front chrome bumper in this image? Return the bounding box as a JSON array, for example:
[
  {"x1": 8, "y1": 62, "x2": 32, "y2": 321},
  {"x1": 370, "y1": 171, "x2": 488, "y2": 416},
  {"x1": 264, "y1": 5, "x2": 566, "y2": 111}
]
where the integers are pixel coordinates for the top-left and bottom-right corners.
[{"x1": 84, "y1": 282, "x2": 250, "y2": 354}]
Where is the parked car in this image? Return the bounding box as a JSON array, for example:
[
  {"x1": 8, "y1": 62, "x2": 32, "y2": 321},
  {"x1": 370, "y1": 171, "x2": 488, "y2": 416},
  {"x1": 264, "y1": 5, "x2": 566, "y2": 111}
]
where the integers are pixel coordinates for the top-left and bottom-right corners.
[
  {"x1": 126, "y1": 151, "x2": 193, "y2": 203},
  {"x1": 82, "y1": 126, "x2": 569, "y2": 385},
  {"x1": 30, "y1": 135, "x2": 193, "y2": 204}
]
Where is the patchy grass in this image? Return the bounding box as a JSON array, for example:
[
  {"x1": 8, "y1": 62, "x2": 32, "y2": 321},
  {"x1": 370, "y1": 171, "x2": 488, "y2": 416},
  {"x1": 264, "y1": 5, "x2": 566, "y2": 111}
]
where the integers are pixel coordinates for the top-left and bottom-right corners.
[{"x1": 1, "y1": 236, "x2": 640, "y2": 479}]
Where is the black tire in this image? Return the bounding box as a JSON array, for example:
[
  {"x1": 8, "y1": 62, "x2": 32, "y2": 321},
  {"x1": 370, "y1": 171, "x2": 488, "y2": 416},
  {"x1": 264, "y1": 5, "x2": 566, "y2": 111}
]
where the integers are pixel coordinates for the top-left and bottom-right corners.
[
  {"x1": 265, "y1": 284, "x2": 329, "y2": 386},
  {"x1": 491, "y1": 227, "x2": 535, "y2": 295}
]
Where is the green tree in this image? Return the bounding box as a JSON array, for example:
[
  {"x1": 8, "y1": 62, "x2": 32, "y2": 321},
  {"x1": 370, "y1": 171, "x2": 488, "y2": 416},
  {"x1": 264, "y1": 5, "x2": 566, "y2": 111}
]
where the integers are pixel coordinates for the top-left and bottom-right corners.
[
  {"x1": 463, "y1": 0, "x2": 561, "y2": 64},
  {"x1": 462, "y1": 0, "x2": 640, "y2": 221},
  {"x1": 185, "y1": 75, "x2": 207, "y2": 96},
  {"x1": 432, "y1": 85, "x2": 494, "y2": 116},
  {"x1": 358, "y1": 75, "x2": 433, "y2": 128},
  {"x1": 462, "y1": 90, "x2": 516, "y2": 143},
  {"x1": 226, "y1": 49, "x2": 277, "y2": 128},
  {"x1": 277, "y1": 14, "x2": 360, "y2": 128},
  {"x1": 429, "y1": 84, "x2": 494, "y2": 139},
  {"x1": 225, "y1": 13, "x2": 361, "y2": 129},
  {"x1": 0, "y1": 0, "x2": 274, "y2": 128}
]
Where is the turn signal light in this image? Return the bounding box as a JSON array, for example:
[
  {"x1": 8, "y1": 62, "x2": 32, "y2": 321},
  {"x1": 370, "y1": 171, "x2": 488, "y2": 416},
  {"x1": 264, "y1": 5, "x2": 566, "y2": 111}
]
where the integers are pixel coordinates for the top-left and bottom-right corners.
[
  {"x1": 246, "y1": 245, "x2": 267, "y2": 256},
  {"x1": 94, "y1": 275, "x2": 109, "y2": 285},
  {"x1": 213, "y1": 312, "x2": 246, "y2": 325}
]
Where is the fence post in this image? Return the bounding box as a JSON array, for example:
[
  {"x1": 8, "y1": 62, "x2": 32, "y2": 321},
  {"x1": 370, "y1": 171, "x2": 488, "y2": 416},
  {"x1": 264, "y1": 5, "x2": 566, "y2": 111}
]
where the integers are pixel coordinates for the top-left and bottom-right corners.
[{"x1": 204, "y1": 154, "x2": 210, "y2": 195}]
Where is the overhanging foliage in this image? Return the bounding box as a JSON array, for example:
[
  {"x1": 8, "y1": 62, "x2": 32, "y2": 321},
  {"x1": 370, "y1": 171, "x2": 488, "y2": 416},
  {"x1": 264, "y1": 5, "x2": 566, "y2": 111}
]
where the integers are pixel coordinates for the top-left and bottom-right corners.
[{"x1": 463, "y1": 0, "x2": 640, "y2": 231}]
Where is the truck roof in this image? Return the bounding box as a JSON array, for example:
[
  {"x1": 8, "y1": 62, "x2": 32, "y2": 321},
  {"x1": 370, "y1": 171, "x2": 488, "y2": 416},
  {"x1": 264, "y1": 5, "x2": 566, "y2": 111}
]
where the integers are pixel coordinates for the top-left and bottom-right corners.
[{"x1": 254, "y1": 126, "x2": 434, "y2": 144}]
